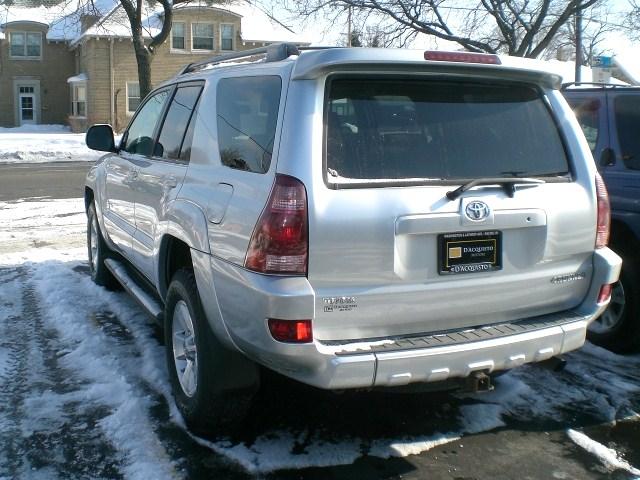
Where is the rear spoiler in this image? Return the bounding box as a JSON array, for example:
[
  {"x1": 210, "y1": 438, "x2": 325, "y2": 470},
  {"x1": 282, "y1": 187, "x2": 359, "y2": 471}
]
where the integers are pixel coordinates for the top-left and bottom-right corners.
[{"x1": 292, "y1": 49, "x2": 562, "y2": 89}]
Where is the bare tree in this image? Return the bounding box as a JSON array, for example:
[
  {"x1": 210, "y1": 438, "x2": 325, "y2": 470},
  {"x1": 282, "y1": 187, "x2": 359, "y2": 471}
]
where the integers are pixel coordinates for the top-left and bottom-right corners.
[
  {"x1": 625, "y1": 0, "x2": 640, "y2": 40},
  {"x1": 345, "y1": 26, "x2": 392, "y2": 46},
  {"x1": 288, "y1": 0, "x2": 605, "y2": 58},
  {"x1": 119, "y1": 0, "x2": 174, "y2": 99},
  {"x1": 543, "y1": 3, "x2": 616, "y2": 64}
]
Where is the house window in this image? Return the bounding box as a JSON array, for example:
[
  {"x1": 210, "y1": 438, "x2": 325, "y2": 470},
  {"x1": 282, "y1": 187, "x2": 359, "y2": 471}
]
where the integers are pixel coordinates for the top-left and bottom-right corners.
[
  {"x1": 192, "y1": 23, "x2": 214, "y2": 50},
  {"x1": 171, "y1": 22, "x2": 185, "y2": 50},
  {"x1": 221, "y1": 24, "x2": 233, "y2": 51},
  {"x1": 127, "y1": 82, "x2": 141, "y2": 114},
  {"x1": 71, "y1": 84, "x2": 87, "y2": 117},
  {"x1": 10, "y1": 31, "x2": 42, "y2": 58}
]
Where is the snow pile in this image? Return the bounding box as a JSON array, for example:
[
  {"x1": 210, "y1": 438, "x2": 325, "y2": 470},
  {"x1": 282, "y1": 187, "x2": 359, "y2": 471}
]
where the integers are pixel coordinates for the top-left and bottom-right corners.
[
  {"x1": 567, "y1": 429, "x2": 640, "y2": 476},
  {"x1": 461, "y1": 344, "x2": 640, "y2": 424},
  {"x1": 28, "y1": 252, "x2": 179, "y2": 479},
  {"x1": 0, "y1": 124, "x2": 71, "y2": 134},
  {"x1": 0, "y1": 125, "x2": 102, "y2": 164}
]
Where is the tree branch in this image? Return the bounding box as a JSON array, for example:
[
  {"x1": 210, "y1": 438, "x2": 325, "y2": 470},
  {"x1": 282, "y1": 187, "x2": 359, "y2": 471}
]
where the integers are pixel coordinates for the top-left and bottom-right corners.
[{"x1": 149, "y1": 0, "x2": 173, "y2": 50}]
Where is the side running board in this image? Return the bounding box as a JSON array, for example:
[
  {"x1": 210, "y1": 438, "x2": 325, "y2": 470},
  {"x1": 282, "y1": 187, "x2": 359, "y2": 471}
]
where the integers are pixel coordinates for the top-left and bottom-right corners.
[{"x1": 104, "y1": 258, "x2": 163, "y2": 323}]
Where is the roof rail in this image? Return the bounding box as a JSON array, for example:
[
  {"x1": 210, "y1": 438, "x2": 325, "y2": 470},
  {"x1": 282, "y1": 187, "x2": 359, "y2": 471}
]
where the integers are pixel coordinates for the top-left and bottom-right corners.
[
  {"x1": 561, "y1": 81, "x2": 631, "y2": 90},
  {"x1": 180, "y1": 42, "x2": 301, "y2": 75}
]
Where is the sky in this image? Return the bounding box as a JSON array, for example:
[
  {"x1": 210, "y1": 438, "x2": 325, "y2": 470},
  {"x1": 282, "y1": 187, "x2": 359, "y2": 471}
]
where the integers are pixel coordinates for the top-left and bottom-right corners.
[
  {"x1": 269, "y1": 0, "x2": 640, "y2": 56},
  {"x1": 265, "y1": 0, "x2": 640, "y2": 82}
]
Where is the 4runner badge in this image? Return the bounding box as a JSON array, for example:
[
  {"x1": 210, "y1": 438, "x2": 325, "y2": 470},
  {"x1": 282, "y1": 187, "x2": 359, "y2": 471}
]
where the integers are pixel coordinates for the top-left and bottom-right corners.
[
  {"x1": 550, "y1": 272, "x2": 586, "y2": 284},
  {"x1": 323, "y1": 297, "x2": 358, "y2": 313}
]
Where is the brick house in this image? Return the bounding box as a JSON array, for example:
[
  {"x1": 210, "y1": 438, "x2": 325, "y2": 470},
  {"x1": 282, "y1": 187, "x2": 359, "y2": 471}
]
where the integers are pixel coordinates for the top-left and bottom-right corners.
[{"x1": 0, "y1": 1, "x2": 308, "y2": 131}]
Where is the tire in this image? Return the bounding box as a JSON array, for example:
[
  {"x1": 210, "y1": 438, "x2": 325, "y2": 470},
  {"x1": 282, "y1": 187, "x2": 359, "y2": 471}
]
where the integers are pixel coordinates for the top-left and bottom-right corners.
[
  {"x1": 588, "y1": 258, "x2": 640, "y2": 353},
  {"x1": 87, "y1": 202, "x2": 118, "y2": 289},
  {"x1": 165, "y1": 268, "x2": 255, "y2": 435}
]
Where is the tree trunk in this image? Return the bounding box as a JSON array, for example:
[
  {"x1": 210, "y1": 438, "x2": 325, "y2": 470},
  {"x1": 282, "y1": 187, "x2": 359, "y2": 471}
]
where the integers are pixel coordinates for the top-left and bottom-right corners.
[
  {"x1": 133, "y1": 41, "x2": 153, "y2": 99},
  {"x1": 120, "y1": 0, "x2": 173, "y2": 101}
]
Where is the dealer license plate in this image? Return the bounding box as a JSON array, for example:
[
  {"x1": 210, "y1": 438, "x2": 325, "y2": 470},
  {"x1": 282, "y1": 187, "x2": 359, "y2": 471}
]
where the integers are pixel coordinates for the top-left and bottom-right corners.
[{"x1": 438, "y1": 231, "x2": 502, "y2": 275}]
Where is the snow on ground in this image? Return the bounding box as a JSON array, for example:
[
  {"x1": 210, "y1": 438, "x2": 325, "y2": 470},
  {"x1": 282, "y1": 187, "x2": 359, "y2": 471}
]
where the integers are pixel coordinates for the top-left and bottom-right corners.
[
  {"x1": 0, "y1": 125, "x2": 102, "y2": 164},
  {"x1": 1, "y1": 197, "x2": 639, "y2": 477},
  {"x1": 567, "y1": 429, "x2": 640, "y2": 477},
  {"x1": 0, "y1": 198, "x2": 87, "y2": 255}
]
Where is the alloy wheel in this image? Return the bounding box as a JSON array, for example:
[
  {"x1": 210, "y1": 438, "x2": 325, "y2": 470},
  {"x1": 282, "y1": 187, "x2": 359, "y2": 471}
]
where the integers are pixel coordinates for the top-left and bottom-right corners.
[{"x1": 172, "y1": 300, "x2": 198, "y2": 397}]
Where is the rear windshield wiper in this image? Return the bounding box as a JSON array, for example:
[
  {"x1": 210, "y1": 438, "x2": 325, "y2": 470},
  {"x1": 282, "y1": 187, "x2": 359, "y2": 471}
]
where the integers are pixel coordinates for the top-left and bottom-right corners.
[{"x1": 446, "y1": 177, "x2": 545, "y2": 201}]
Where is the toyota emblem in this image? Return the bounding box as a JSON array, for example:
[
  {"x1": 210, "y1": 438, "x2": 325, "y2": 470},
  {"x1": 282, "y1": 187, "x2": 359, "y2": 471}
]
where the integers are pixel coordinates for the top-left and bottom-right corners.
[{"x1": 465, "y1": 201, "x2": 490, "y2": 221}]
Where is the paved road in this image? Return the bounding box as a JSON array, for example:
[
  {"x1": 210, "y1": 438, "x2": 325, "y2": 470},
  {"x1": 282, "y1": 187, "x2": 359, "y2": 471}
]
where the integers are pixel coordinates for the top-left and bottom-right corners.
[{"x1": 0, "y1": 161, "x2": 93, "y2": 201}]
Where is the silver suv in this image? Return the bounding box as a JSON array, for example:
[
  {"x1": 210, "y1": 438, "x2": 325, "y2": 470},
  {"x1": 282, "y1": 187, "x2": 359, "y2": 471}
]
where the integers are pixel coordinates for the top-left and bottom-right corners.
[{"x1": 85, "y1": 44, "x2": 621, "y2": 433}]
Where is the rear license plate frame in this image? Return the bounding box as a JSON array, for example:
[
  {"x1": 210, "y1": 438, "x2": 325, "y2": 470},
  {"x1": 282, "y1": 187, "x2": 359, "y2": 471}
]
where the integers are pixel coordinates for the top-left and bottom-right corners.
[{"x1": 438, "y1": 230, "x2": 502, "y2": 275}]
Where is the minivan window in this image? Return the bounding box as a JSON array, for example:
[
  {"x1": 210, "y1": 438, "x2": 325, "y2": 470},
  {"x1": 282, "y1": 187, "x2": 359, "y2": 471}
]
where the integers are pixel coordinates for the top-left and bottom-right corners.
[
  {"x1": 122, "y1": 90, "x2": 169, "y2": 156},
  {"x1": 326, "y1": 78, "x2": 569, "y2": 182},
  {"x1": 216, "y1": 76, "x2": 282, "y2": 173},
  {"x1": 614, "y1": 95, "x2": 640, "y2": 171},
  {"x1": 154, "y1": 85, "x2": 202, "y2": 161},
  {"x1": 567, "y1": 97, "x2": 600, "y2": 153}
]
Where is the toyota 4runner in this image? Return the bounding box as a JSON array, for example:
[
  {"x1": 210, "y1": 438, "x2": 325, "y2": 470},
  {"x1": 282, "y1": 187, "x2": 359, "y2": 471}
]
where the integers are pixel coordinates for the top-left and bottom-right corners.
[{"x1": 84, "y1": 44, "x2": 621, "y2": 433}]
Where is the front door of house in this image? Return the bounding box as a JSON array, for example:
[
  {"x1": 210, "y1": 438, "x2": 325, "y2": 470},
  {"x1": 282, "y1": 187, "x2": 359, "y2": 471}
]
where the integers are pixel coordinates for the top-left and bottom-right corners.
[{"x1": 19, "y1": 93, "x2": 36, "y2": 125}]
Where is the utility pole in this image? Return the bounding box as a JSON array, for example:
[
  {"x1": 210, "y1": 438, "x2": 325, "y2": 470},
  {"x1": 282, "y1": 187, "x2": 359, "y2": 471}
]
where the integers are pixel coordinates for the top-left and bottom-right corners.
[
  {"x1": 347, "y1": 6, "x2": 352, "y2": 47},
  {"x1": 575, "y1": 0, "x2": 583, "y2": 84}
]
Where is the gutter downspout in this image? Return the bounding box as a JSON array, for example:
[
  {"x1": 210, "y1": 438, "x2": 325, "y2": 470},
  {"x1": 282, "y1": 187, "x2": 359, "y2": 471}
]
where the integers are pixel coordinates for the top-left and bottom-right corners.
[{"x1": 109, "y1": 38, "x2": 114, "y2": 126}]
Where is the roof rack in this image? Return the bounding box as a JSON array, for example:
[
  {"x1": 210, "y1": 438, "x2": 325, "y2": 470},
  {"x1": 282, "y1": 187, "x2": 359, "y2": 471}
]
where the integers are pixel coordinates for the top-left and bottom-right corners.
[
  {"x1": 561, "y1": 82, "x2": 632, "y2": 90},
  {"x1": 180, "y1": 42, "x2": 301, "y2": 75}
]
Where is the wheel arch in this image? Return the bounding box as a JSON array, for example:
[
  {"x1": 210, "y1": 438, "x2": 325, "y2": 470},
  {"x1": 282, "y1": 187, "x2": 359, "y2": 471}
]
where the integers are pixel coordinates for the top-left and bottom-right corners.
[
  {"x1": 158, "y1": 235, "x2": 193, "y2": 300},
  {"x1": 158, "y1": 199, "x2": 211, "y2": 296},
  {"x1": 610, "y1": 216, "x2": 640, "y2": 260},
  {"x1": 84, "y1": 186, "x2": 94, "y2": 213}
]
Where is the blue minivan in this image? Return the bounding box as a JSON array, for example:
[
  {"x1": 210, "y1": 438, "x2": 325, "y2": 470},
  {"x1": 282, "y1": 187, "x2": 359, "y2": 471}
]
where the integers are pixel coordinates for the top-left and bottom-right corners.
[{"x1": 563, "y1": 84, "x2": 640, "y2": 352}]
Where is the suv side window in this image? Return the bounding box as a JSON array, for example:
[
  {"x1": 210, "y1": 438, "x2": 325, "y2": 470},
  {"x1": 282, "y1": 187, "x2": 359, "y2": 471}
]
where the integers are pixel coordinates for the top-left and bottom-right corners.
[
  {"x1": 216, "y1": 76, "x2": 282, "y2": 173},
  {"x1": 614, "y1": 95, "x2": 640, "y2": 170},
  {"x1": 122, "y1": 90, "x2": 170, "y2": 156},
  {"x1": 154, "y1": 84, "x2": 203, "y2": 161},
  {"x1": 566, "y1": 97, "x2": 600, "y2": 153}
]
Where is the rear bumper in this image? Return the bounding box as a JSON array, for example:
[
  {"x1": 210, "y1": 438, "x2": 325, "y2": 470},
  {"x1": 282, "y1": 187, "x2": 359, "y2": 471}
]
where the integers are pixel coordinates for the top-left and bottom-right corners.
[
  {"x1": 367, "y1": 318, "x2": 586, "y2": 387},
  {"x1": 209, "y1": 247, "x2": 621, "y2": 390}
]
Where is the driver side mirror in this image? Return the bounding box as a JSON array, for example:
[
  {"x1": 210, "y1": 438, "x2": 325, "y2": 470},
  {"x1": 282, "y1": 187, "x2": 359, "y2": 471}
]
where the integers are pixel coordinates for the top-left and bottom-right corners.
[{"x1": 86, "y1": 124, "x2": 117, "y2": 153}]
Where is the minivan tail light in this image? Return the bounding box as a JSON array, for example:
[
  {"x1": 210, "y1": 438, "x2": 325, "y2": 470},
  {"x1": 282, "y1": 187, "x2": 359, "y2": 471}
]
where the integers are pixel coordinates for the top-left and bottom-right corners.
[
  {"x1": 595, "y1": 172, "x2": 610, "y2": 248},
  {"x1": 245, "y1": 174, "x2": 308, "y2": 275},
  {"x1": 597, "y1": 284, "x2": 613, "y2": 304},
  {"x1": 424, "y1": 51, "x2": 501, "y2": 65}
]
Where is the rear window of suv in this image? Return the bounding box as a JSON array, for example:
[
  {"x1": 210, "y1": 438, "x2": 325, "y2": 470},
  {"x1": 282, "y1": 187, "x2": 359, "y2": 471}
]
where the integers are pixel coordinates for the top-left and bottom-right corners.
[{"x1": 325, "y1": 77, "x2": 569, "y2": 184}]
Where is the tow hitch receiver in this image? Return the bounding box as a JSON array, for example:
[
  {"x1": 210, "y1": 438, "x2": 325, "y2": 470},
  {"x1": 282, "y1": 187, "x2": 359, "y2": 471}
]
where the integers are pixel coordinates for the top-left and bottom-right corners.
[
  {"x1": 538, "y1": 355, "x2": 567, "y2": 372},
  {"x1": 466, "y1": 371, "x2": 494, "y2": 393}
]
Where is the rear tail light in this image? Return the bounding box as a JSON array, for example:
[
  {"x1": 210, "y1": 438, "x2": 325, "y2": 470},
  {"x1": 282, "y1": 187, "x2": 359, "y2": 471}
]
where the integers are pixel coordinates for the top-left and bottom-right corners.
[
  {"x1": 268, "y1": 319, "x2": 313, "y2": 343},
  {"x1": 597, "y1": 284, "x2": 613, "y2": 304},
  {"x1": 424, "y1": 51, "x2": 501, "y2": 65},
  {"x1": 595, "y1": 172, "x2": 610, "y2": 248},
  {"x1": 245, "y1": 174, "x2": 308, "y2": 275}
]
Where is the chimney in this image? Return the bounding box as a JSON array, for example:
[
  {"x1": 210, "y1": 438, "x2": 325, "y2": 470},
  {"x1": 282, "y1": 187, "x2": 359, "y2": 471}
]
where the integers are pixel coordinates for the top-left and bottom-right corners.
[{"x1": 80, "y1": 14, "x2": 100, "y2": 33}]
